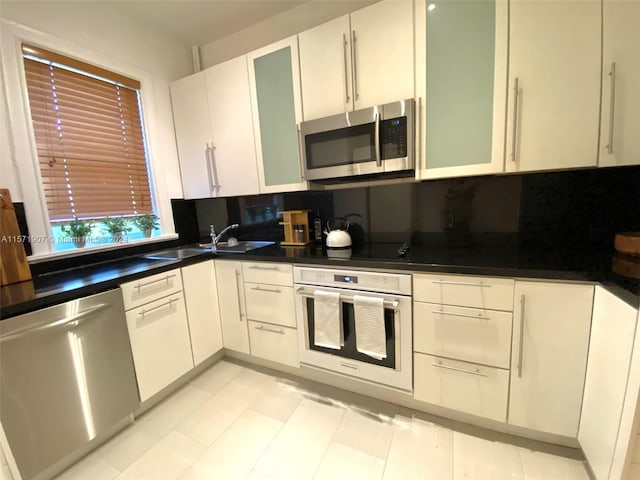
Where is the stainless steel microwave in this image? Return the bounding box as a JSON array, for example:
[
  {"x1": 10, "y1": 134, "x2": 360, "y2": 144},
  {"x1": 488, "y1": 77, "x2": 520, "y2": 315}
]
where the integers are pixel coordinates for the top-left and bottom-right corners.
[{"x1": 300, "y1": 98, "x2": 415, "y2": 182}]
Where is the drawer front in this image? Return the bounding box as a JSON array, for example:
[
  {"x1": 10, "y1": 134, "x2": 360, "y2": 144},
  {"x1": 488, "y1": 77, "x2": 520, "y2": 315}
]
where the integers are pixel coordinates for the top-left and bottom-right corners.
[
  {"x1": 242, "y1": 262, "x2": 293, "y2": 286},
  {"x1": 121, "y1": 269, "x2": 183, "y2": 310},
  {"x1": 413, "y1": 273, "x2": 514, "y2": 311},
  {"x1": 414, "y1": 353, "x2": 509, "y2": 422},
  {"x1": 414, "y1": 302, "x2": 513, "y2": 369},
  {"x1": 245, "y1": 283, "x2": 296, "y2": 328},
  {"x1": 126, "y1": 292, "x2": 194, "y2": 401},
  {"x1": 248, "y1": 320, "x2": 299, "y2": 368}
]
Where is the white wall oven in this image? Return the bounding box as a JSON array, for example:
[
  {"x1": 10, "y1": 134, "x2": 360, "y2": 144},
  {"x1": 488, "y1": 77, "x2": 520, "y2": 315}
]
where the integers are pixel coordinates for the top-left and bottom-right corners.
[{"x1": 294, "y1": 266, "x2": 412, "y2": 392}]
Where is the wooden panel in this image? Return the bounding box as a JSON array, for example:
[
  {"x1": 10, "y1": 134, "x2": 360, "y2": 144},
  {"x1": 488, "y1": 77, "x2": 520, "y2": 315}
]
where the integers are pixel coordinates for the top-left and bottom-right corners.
[{"x1": 0, "y1": 189, "x2": 32, "y2": 286}]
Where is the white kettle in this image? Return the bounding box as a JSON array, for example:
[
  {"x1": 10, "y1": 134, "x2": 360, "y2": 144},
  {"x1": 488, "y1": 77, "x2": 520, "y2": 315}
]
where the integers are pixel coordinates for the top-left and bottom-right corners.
[{"x1": 324, "y1": 219, "x2": 352, "y2": 248}]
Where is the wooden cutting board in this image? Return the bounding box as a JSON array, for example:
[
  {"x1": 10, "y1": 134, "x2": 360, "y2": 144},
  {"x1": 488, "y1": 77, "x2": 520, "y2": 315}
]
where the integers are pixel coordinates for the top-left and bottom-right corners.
[{"x1": 1, "y1": 189, "x2": 32, "y2": 286}]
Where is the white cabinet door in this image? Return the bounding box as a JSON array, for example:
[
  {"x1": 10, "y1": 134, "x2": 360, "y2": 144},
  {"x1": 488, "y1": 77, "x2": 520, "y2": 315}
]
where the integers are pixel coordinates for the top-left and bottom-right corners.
[
  {"x1": 126, "y1": 292, "x2": 194, "y2": 402},
  {"x1": 215, "y1": 260, "x2": 250, "y2": 354},
  {"x1": 579, "y1": 287, "x2": 638, "y2": 480},
  {"x1": 349, "y1": 0, "x2": 414, "y2": 110},
  {"x1": 299, "y1": 15, "x2": 353, "y2": 121},
  {"x1": 205, "y1": 56, "x2": 260, "y2": 197},
  {"x1": 599, "y1": 0, "x2": 640, "y2": 167},
  {"x1": 248, "y1": 37, "x2": 306, "y2": 194},
  {"x1": 509, "y1": 281, "x2": 594, "y2": 437},
  {"x1": 170, "y1": 72, "x2": 214, "y2": 199},
  {"x1": 505, "y1": 0, "x2": 600, "y2": 173},
  {"x1": 182, "y1": 260, "x2": 223, "y2": 365}
]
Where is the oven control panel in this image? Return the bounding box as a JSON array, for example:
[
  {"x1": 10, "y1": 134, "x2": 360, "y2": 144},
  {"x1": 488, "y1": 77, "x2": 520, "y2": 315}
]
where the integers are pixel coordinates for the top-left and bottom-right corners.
[{"x1": 294, "y1": 267, "x2": 411, "y2": 296}]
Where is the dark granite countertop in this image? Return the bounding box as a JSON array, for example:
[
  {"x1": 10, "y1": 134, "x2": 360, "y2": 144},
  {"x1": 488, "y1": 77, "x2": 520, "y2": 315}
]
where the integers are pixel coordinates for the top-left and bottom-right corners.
[{"x1": 2, "y1": 242, "x2": 638, "y2": 320}]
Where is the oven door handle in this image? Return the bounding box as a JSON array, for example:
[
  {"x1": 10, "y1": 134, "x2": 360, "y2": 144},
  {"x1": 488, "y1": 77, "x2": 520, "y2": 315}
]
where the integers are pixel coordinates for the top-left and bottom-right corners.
[{"x1": 296, "y1": 287, "x2": 399, "y2": 309}]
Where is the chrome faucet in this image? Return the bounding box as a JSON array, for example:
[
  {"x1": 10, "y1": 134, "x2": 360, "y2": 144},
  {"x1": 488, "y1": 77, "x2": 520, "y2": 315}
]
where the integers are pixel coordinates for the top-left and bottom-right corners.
[{"x1": 210, "y1": 223, "x2": 239, "y2": 253}]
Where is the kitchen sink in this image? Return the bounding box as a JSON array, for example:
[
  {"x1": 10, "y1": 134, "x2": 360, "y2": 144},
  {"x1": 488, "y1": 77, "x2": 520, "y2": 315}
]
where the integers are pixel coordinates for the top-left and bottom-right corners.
[
  {"x1": 143, "y1": 247, "x2": 211, "y2": 261},
  {"x1": 198, "y1": 240, "x2": 275, "y2": 254}
]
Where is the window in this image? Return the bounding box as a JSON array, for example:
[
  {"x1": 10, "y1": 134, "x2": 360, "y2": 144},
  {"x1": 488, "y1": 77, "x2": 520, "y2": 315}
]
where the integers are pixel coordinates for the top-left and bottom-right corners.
[{"x1": 21, "y1": 44, "x2": 157, "y2": 251}]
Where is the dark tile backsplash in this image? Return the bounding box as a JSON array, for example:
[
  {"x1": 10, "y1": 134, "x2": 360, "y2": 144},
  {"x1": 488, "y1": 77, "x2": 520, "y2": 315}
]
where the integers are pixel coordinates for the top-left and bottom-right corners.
[{"x1": 172, "y1": 166, "x2": 640, "y2": 251}]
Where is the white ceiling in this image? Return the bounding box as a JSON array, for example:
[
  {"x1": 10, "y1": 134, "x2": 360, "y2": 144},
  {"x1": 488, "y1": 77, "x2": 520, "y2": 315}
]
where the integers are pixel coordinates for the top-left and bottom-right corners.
[{"x1": 112, "y1": 0, "x2": 312, "y2": 46}]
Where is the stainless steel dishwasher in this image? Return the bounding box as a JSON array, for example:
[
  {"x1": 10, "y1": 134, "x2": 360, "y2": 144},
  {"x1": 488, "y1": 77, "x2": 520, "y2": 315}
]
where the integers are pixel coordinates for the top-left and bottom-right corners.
[{"x1": 0, "y1": 289, "x2": 140, "y2": 480}]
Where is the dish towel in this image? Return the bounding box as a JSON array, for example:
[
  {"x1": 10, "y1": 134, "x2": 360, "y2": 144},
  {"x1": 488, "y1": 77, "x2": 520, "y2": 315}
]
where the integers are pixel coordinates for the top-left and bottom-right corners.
[
  {"x1": 354, "y1": 295, "x2": 387, "y2": 360},
  {"x1": 313, "y1": 290, "x2": 342, "y2": 350}
]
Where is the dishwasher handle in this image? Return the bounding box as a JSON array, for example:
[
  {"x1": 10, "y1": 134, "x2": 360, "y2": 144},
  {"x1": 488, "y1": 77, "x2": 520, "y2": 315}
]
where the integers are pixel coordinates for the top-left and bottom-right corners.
[{"x1": 0, "y1": 302, "x2": 110, "y2": 343}]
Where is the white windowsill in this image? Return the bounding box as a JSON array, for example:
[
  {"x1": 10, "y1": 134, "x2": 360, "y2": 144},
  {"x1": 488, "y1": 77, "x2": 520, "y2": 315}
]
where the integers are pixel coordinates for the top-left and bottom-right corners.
[{"x1": 27, "y1": 233, "x2": 179, "y2": 264}]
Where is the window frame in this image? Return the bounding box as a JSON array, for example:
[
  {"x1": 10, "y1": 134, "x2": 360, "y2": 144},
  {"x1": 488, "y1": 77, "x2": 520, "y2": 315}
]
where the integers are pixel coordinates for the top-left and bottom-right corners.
[{"x1": 1, "y1": 21, "x2": 178, "y2": 260}]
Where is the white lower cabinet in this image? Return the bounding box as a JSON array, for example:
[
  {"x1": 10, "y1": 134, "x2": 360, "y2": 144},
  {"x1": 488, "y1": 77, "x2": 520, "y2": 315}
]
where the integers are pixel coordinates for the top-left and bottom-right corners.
[
  {"x1": 248, "y1": 320, "x2": 299, "y2": 368},
  {"x1": 579, "y1": 287, "x2": 639, "y2": 480},
  {"x1": 125, "y1": 291, "x2": 194, "y2": 402},
  {"x1": 414, "y1": 353, "x2": 509, "y2": 422},
  {"x1": 182, "y1": 260, "x2": 223, "y2": 365},
  {"x1": 215, "y1": 260, "x2": 250, "y2": 354},
  {"x1": 508, "y1": 281, "x2": 594, "y2": 438}
]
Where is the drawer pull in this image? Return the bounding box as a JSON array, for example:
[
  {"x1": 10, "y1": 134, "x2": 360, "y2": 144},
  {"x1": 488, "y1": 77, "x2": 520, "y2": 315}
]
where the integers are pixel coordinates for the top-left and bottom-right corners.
[
  {"x1": 341, "y1": 362, "x2": 359, "y2": 370},
  {"x1": 235, "y1": 270, "x2": 244, "y2": 320},
  {"x1": 431, "y1": 361, "x2": 488, "y2": 377},
  {"x1": 135, "y1": 274, "x2": 176, "y2": 291},
  {"x1": 432, "y1": 309, "x2": 490, "y2": 321},
  {"x1": 248, "y1": 265, "x2": 280, "y2": 271},
  {"x1": 256, "y1": 325, "x2": 285, "y2": 335},
  {"x1": 138, "y1": 298, "x2": 177, "y2": 317},
  {"x1": 431, "y1": 280, "x2": 491, "y2": 288},
  {"x1": 251, "y1": 286, "x2": 282, "y2": 294},
  {"x1": 518, "y1": 294, "x2": 526, "y2": 378}
]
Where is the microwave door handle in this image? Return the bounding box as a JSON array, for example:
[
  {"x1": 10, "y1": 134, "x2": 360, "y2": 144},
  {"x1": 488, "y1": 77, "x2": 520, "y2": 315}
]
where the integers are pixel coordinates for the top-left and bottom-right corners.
[{"x1": 374, "y1": 111, "x2": 381, "y2": 167}]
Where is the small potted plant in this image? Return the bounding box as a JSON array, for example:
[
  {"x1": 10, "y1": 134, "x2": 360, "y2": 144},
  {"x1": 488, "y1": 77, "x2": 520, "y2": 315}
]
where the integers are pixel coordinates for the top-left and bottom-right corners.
[
  {"x1": 101, "y1": 216, "x2": 132, "y2": 242},
  {"x1": 132, "y1": 213, "x2": 159, "y2": 238},
  {"x1": 61, "y1": 218, "x2": 93, "y2": 248}
]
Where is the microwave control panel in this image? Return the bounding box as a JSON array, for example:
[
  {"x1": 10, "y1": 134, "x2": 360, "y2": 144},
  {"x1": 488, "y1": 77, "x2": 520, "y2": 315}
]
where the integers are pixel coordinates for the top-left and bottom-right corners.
[{"x1": 380, "y1": 117, "x2": 407, "y2": 159}]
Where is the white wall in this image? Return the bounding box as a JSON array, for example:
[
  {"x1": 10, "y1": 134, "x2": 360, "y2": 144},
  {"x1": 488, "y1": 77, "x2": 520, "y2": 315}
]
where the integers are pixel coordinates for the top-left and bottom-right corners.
[
  {"x1": 0, "y1": 1, "x2": 193, "y2": 255},
  {"x1": 199, "y1": 0, "x2": 377, "y2": 68}
]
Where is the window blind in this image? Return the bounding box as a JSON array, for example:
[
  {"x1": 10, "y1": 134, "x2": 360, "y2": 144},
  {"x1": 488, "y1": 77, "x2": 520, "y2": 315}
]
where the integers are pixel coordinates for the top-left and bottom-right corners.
[{"x1": 22, "y1": 44, "x2": 153, "y2": 222}]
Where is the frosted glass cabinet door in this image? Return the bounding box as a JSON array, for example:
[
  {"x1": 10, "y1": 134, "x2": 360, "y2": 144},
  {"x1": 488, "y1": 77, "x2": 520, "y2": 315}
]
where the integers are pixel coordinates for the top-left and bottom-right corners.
[
  {"x1": 248, "y1": 36, "x2": 307, "y2": 194},
  {"x1": 599, "y1": 0, "x2": 640, "y2": 167},
  {"x1": 417, "y1": 0, "x2": 508, "y2": 179}
]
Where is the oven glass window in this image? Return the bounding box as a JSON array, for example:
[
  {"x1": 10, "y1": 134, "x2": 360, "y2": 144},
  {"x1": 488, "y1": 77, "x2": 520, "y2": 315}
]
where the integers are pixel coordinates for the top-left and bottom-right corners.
[
  {"x1": 305, "y1": 123, "x2": 376, "y2": 169},
  {"x1": 305, "y1": 298, "x2": 396, "y2": 369}
]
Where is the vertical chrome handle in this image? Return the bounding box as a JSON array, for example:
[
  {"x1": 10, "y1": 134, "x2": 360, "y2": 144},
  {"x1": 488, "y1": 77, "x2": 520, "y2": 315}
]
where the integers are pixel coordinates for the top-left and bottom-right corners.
[
  {"x1": 235, "y1": 269, "x2": 244, "y2": 321},
  {"x1": 209, "y1": 144, "x2": 220, "y2": 193},
  {"x1": 205, "y1": 143, "x2": 214, "y2": 193},
  {"x1": 342, "y1": 33, "x2": 350, "y2": 104},
  {"x1": 374, "y1": 111, "x2": 381, "y2": 167},
  {"x1": 510, "y1": 78, "x2": 519, "y2": 162},
  {"x1": 352, "y1": 30, "x2": 359, "y2": 101},
  {"x1": 607, "y1": 62, "x2": 616, "y2": 154},
  {"x1": 517, "y1": 294, "x2": 526, "y2": 378}
]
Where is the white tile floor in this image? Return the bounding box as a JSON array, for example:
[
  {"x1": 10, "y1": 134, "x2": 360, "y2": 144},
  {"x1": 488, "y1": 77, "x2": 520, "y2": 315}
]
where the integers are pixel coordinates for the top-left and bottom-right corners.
[{"x1": 53, "y1": 360, "x2": 591, "y2": 480}]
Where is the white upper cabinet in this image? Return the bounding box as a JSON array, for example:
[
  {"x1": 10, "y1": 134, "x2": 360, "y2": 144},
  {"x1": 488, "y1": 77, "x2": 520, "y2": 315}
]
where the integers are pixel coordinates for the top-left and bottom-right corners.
[
  {"x1": 416, "y1": 0, "x2": 508, "y2": 179},
  {"x1": 205, "y1": 56, "x2": 261, "y2": 197},
  {"x1": 247, "y1": 36, "x2": 307, "y2": 193},
  {"x1": 508, "y1": 281, "x2": 594, "y2": 438},
  {"x1": 299, "y1": 0, "x2": 414, "y2": 121},
  {"x1": 170, "y1": 57, "x2": 260, "y2": 199},
  {"x1": 599, "y1": 0, "x2": 640, "y2": 167},
  {"x1": 505, "y1": 0, "x2": 601, "y2": 173},
  {"x1": 170, "y1": 72, "x2": 213, "y2": 199}
]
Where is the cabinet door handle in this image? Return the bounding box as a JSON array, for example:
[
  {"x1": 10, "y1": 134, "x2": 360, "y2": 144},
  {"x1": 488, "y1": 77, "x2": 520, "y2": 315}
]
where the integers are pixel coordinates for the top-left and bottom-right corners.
[
  {"x1": 341, "y1": 362, "x2": 359, "y2": 370},
  {"x1": 510, "y1": 77, "x2": 520, "y2": 162},
  {"x1": 208, "y1": 143, "x2": 221, "y2": 193},
  {"x1": 235, "y1": 269, "x2": 244, "y2": 320},
  {"x1": 431, "y1": 280, "x2": 491, "y2": 288},
  {"x1": 135, "y1": 274, "x2": 176, "y2": 291},
  {"x1": 256, "y1": 324, "x2": 285, "y2": 335},
  {"x1": 248, "y1": 265, "x2": 279, "y2": 271},
  {"x1": 374, "y1": 112, "x2": 381, "y2": 167},
  {"x1": 517, "y1": 294, "x2": 526, "y2": 378},
  {"x1": 607, "y1": 62, "x2": 616, "y2": 154},
  {"x1": 138, "y1": 298, "x2": 177, "y2": 318},
  {"x1": 432, "y1": 361, "x2": 488, "y2": 377},
  {"x1": 342, "y1": 33, "x2": 350, "y2": 104},
  {"x1": 352, "y1": 30, "x2": 359, "y2": 101},
  {"x1": 431, "y1": 309, "x2": 490, "y2": 321},
  {"x1": 251, "y1": 286, "x2": 282, "y2": 294},
  {"x1": 205, "y1": 143, "x2": 214, "y2": 193}
]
